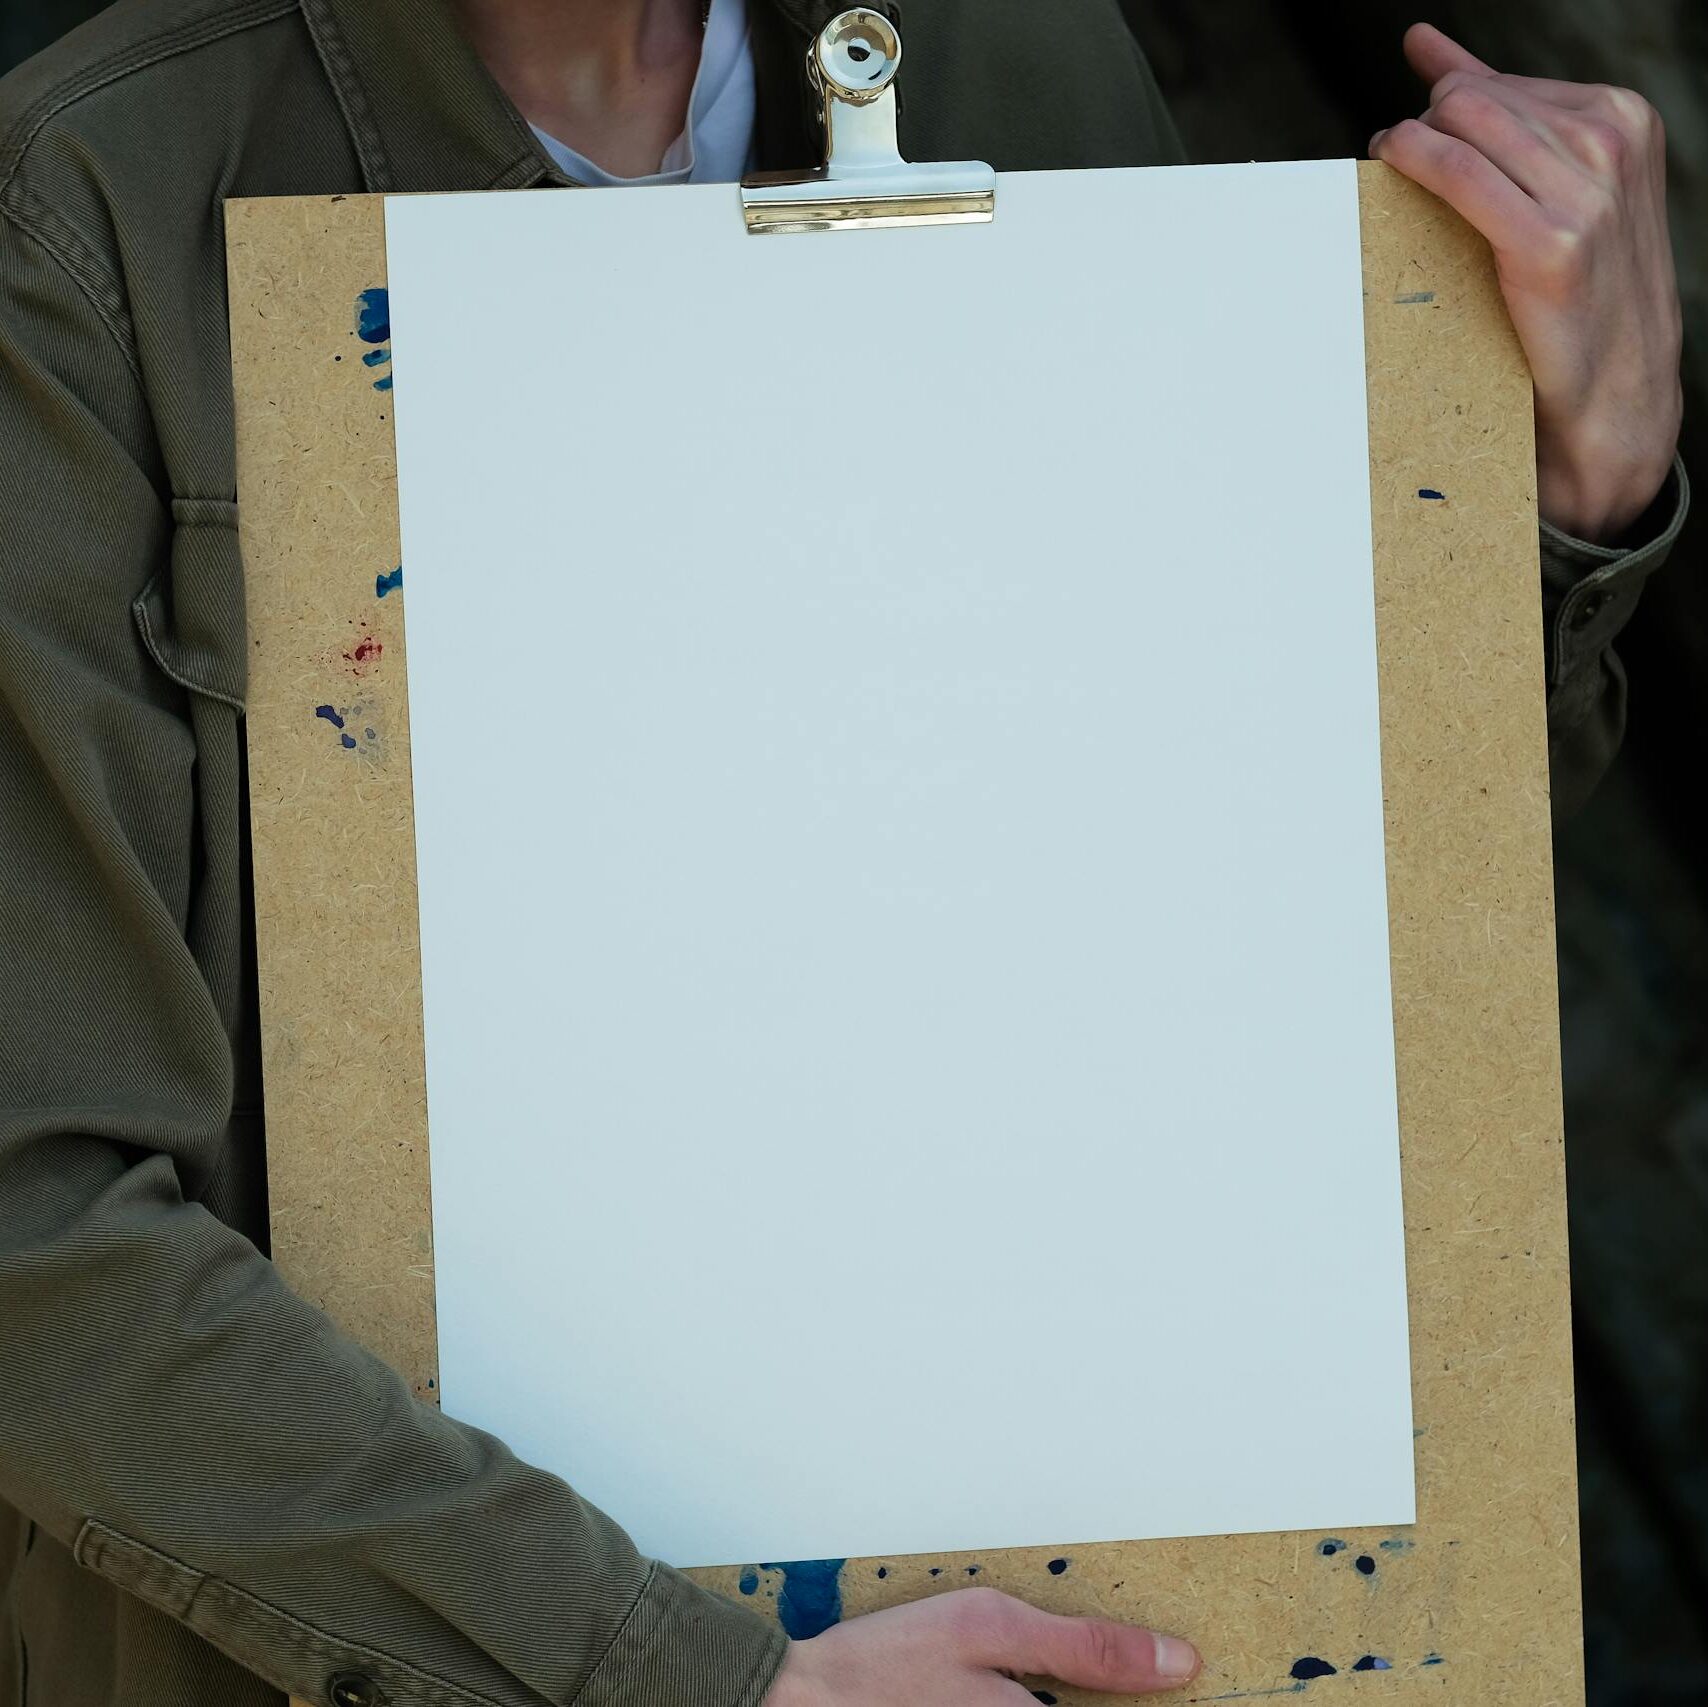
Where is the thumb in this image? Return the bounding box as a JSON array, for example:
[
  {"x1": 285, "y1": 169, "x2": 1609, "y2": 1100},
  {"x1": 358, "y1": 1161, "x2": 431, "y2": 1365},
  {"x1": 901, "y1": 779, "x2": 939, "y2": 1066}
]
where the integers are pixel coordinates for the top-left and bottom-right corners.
[
  {"x1": 973, "y1": 1595, "x2": 1201, "y2": 1694},
  {"x1": 1402, "y1": 20, "x2": 1495, "y2": 86}
]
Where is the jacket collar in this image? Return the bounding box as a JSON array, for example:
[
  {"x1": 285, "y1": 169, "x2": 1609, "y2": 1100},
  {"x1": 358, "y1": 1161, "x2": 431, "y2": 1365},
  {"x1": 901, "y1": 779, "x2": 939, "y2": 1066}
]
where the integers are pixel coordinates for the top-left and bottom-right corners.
[{"x1": 301, "y1": 0, "x2": 838, "y2": 192}]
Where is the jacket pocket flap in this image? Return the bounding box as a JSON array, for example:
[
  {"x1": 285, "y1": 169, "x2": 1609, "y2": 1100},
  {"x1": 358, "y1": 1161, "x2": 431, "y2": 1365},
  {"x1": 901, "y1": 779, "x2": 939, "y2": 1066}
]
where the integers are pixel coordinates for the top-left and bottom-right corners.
[
  {"x1": 73, "y1": 1519, "x2": 204, "y2": 1621},
  {"x1": 131, "y1": 498, "x2": 246, "y2": 712}
]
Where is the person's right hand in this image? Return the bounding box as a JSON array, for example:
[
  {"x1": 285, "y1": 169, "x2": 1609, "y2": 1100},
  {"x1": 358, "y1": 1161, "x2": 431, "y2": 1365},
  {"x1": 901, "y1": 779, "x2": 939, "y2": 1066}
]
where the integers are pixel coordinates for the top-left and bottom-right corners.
[{"x1": 760, "y1": 1584, "x2": 1202, "y2": 1704}]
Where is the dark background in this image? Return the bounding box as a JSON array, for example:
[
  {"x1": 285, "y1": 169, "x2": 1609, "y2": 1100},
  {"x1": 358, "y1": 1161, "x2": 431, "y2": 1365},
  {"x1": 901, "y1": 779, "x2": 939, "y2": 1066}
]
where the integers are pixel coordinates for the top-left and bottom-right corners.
[{"x1": 4, "y1": 1, "x2": 1704, "y2": 1701}]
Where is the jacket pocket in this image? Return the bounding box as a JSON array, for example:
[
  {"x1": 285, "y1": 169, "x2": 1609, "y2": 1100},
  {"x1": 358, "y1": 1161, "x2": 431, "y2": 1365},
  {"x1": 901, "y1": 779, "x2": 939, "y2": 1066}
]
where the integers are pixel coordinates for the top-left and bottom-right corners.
[
  {"x1": 131, "y1": 497, "x2": 247, "y2": 713},
  {"x1": 73, "y1": 1520, "x2": 511, "y2": 1707},
  {"x1": 71, "y1": 1520, "x2": 203, "y2": 1619}
]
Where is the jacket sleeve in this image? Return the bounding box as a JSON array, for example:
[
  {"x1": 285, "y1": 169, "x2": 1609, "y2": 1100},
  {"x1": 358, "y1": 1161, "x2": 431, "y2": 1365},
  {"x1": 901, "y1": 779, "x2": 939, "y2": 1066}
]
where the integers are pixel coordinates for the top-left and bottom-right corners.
[
  {"x1": 0, "y1": 202, "x2": 788, "y2": 1707},
  {"x1": 1540, "y1": 454, "x2": 1690, "y2": 823}
]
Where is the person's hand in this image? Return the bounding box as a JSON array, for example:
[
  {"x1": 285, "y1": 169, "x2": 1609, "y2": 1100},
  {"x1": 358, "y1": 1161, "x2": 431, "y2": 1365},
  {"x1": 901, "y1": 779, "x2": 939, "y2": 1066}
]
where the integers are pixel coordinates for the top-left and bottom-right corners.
[
  {"x1": 759, "y1": 1584, "x2": 1201, "y2": 1705},
  {"x1": 1370, "y1": 22, "x2": 1682, "y2": 543}
]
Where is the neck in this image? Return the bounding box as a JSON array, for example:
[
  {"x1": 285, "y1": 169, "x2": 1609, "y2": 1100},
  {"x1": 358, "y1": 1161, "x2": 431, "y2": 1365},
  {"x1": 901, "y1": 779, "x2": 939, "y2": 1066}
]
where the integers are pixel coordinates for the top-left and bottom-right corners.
[{"x1": 456, "y1": 0, "x2": 707, "y2": 178}]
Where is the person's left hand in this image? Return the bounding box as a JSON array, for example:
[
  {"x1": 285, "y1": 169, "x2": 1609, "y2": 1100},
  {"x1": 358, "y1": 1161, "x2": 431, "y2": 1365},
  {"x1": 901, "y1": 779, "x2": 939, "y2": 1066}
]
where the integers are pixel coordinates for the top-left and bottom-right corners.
[{"x1": 1370, "y1": 22, "x2": 1682, "y2": 544}]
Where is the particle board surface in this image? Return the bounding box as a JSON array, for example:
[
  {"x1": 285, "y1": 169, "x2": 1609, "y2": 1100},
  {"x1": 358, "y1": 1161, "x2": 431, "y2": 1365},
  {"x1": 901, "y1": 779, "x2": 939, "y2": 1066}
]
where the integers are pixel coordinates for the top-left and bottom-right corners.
[{"x1": 227, "y1": 163, "x2": 1579, "y2": 1705}]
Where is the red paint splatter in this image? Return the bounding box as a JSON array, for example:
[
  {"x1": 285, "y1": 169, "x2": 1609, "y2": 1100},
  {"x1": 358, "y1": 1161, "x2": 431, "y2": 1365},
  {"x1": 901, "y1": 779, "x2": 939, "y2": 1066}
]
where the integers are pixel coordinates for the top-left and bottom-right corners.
[{"x1": 341, "y1": 624, "x2": 384, "y2": 675}]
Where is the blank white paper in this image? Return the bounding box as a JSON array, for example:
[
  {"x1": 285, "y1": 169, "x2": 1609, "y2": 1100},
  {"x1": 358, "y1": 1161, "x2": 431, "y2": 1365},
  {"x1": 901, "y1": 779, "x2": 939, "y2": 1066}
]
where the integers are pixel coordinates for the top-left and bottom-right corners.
[{"x1": 383, "y1": 159, "x2": 1415, "y2": 1569}]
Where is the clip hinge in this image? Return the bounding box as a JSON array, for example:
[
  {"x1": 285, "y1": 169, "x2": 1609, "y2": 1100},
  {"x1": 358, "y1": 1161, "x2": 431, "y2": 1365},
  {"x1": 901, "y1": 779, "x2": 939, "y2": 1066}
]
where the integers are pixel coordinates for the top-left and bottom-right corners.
[{"x1": 740, "y1": 9, "x2": 995, "y2": 234}]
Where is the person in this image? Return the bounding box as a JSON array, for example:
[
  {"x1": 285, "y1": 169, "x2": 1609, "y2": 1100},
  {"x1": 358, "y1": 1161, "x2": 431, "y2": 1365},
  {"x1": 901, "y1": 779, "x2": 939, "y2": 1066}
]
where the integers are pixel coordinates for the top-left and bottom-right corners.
[{"x1": 0, "y1": 1, "x2": 1687, "y2": 1703}]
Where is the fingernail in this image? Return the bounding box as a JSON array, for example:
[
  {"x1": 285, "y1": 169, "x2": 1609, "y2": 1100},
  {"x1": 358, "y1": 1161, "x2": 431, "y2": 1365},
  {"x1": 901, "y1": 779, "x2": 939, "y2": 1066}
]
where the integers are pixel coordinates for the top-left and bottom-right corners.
[
  {"x1": 1156, "y1": 1634, "x2": 1200, "y2": 1681},
  {"x1": 1369, "y1": 128, "x2": 1389, "y2": 154}
]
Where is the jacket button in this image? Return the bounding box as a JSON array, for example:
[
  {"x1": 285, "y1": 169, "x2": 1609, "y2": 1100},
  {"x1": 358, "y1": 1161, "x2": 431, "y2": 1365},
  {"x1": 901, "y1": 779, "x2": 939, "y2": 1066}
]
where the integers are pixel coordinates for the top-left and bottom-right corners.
[
  {"x1": 328, "y1": 1674, "x2": 385, "y2": 1707},
  {"x1": 1570, "y1": 591, "x2": 1609, "y2": 629}
]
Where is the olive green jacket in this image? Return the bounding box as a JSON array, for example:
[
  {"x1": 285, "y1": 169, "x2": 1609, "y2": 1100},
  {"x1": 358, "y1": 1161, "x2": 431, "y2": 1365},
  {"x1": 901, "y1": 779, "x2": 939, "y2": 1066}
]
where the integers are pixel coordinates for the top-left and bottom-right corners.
[{"x1": 0, "y1": 0, "x2": 1687, "y2": 1704}]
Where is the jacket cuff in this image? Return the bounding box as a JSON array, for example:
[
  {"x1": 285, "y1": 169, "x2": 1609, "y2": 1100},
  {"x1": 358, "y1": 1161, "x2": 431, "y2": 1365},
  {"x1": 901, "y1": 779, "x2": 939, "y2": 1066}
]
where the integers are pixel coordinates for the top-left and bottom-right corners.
[
  {"x1": 1539, "y1": 452, "x2": 1689, "y2": 688},
  {"x1": 575, "y1": 1560, "x2": 791, "y2": 1707}
]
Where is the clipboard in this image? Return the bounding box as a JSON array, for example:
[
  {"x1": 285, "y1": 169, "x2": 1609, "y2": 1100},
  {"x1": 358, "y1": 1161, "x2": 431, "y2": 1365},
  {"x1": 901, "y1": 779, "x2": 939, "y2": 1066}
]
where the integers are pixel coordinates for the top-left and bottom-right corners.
[{"x1": 228, "y1": 11, "x2": 1581, "y2": 1702}]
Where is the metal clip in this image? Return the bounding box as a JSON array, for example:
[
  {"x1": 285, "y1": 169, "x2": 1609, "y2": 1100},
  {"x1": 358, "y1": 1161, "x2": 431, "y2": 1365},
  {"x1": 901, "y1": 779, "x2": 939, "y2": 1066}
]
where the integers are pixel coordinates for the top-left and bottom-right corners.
[{"x1": 740, "y1": 9, "x2": 996, "y2": 234}]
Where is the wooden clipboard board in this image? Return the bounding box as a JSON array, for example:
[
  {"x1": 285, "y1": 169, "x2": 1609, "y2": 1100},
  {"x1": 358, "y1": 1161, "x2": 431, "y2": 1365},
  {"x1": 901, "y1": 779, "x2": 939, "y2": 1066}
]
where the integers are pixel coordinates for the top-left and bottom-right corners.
[{"x1": 227, "y1": 159, "x2": 1579, "y2": 1705}]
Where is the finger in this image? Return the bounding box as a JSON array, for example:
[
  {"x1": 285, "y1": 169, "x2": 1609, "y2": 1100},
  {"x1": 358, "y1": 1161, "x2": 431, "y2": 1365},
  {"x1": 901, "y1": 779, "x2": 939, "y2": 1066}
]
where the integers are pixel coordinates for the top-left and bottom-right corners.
[
  {"x1": 1419, "y1": 66, "x2": 1645, "y2": 156},
  {"x1": 1371, "y1": 120, "x2": 1553, "y2": 255},
  {"x1": 1414, "y1": 81, "x2": 1585, "y2": 203},
  {"x1": 1401, "y1": 21, "x2": 1643, "y2": 117},
  {"x1": 1433, "y1": 71, "x2": 1609, "y2": 113},
  {"x1": 1402, "y1": 20, "x2": 1496, "y2": 87},
  {"x1": 964, "y1": 1594, "x2": 1200, "y2": 1694},
  {"x1": 1466, "y1": 77, "x2": 1668, "y2": 178}
]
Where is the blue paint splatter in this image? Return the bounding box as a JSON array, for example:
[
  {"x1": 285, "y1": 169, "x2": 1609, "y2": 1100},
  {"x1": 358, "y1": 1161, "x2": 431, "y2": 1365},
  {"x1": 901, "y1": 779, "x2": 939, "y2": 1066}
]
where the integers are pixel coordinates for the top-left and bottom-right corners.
[
  {"x1": 1355, "y1": 1555, "x2": 1376, "y2": 1577},
  {"x1": 1353, "y1": 1656, "x2": 1393, "y2": 1672},
  {"x1": 1032, "y1": 1693, "x2": 1059, "y2": 1704},
  {"x1": 965, "y1": 1565, "x2": 981, "y2": 1576},
  {"x1": 354, "y1": 289, "x2": 393, "y2": 389},
  {"x1": 316, "y1": 700, "x2": 383, "y2": 756},
  {"x1": 355, "y1": 288, "x2": 390, "y2": 342},
  {"x1": 929, "y1": 1567, "x2": 942, "y2": 1577},
  {"x1": 1418, "y1": 488, "x2": 1446, "y2": 501},
  {"x1": 1394, "y1": 291, "x2": 1436, "y2": 304},
  {"x1": 1047, "y1": 1557, "x2": 1069, "y2": 1575},
  {"x1": 376, "y1": 566, "x2": 403, "y2": 597},
  {"x1": 1378, "y1": 1539, "x2": 1414, "y2": 1553},
  {"x1": 759, "y1": 1560, "x2": 845, "y2": 1639},
  {"x1": 1318, "y1": 1539, "x2": 1346, "y2": 1557},
  {"x1": 1290, "y1": 1658, "x2": 1337, "y2": 1681},
  {"x1": 875, "y1": 1567, "x2": 888, "y2": 1579},
  {"x1": 1420, "y1": 1655, "x2": 1445, "y2": 1667},
  {"x1": 738, "y1": 1568, "x2": 759, "y2": 1596}
]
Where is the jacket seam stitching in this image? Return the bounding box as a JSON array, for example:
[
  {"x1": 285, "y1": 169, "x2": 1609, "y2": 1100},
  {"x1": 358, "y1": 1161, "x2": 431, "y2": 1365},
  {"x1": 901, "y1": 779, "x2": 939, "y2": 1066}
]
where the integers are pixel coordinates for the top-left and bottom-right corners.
[
  {"x1": 132, "y1": 574, "x2": 247, "y2": 714},
  {"x1": 73, "y1": 1518, "x2": 199, "y2": 1580},
  {"x1": 298, "y1": 0, "x2": 392, "y2": 192},
  {"x1": 1545, "y1": 455, "x2": 1689, "y2": 686},
  {"x1": 172, "y1": 497, "x2": 241, "y2": 527},
  {"x1": 730, "y1": 1619, "x2": 791, "y2": 1707},
  {"x1": 0, "y1": 0, "x2": 299, "y2": 197},
  {"x1": 190, "y1": 1576, "x2": 516, "y2": 1707},
  {"x1": 566, "y1": 1557, "x2": 661, "y2": 1707},
  {"x1": 1540, "y1": 452, "x2": 1690, "y2": 578},
  {"x1": 0, "y1": 197, "x2": 141, "y2": 383},
  {"x1": 75, "y1": 1521, "x2": 514, "y2": 1707}
]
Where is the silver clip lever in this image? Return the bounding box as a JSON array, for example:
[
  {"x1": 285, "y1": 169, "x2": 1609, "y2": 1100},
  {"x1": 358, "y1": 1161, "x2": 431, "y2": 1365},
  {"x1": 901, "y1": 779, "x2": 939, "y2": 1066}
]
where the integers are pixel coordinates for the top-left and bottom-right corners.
[{"x1": 740, "y1": 9, "x2": 996, "y2": 234}]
